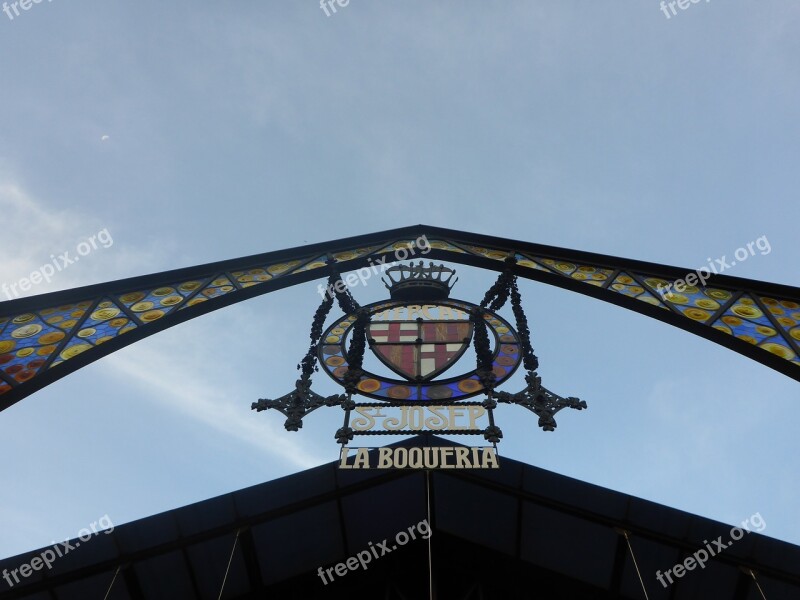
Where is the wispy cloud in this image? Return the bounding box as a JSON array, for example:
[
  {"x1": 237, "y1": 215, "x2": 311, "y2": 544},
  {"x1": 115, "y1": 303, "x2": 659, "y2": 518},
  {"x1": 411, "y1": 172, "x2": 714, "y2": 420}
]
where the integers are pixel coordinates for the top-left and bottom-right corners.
[
  {"x1": 0, "y1": 174, "x2": 165, "y2": 299},
  {"x1": 104, "y1": 321, "x2": 327, "y2": 471}
]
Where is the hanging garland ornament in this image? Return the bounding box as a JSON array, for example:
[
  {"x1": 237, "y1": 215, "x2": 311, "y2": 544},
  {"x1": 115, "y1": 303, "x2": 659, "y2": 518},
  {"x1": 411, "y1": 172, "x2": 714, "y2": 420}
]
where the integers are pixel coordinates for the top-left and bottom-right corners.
[{"x1": 252, "y1": 257, "x2": 586, "y2": 469}]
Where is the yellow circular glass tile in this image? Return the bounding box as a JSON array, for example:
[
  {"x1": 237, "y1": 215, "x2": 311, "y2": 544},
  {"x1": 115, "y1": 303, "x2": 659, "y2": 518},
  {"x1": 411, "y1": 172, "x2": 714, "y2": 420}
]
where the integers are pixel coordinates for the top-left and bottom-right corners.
[
  {"x1": 60, "y1": 344, "x2": 92, "y2": 360},
  {"x1": 179, "y1": 281, "x2": 202, "y2": 292},
  {"x1": 160, "y1": 295, "x2": 183, "y2": 306},
  {"x1": 695, "y1": 298, "x2": 720, "y2": 310},
  {"x1": 38, "y1": 331, "x2": 65, "y2": 345},
  {"x1": 665, "y1": 294, "x2": 689, "y2": 305},
  {"x1": 140, "y1": 310, "x2": 165, "y2": 322},
  {"x1": 760, "y1": 343, "x2": 796, "y2": 360},
  {"x1": 131, "y1": 301, "x2": 155, "y2": 313},
  {"x1": 120, "y1": 292, "x2": 146, "y2": 304},
  {"x1": 731, "y1": 305, "x2": 762, "y2": 319},
  {"x1": 685, "y1": 308, "x2": 711, "y2": 321},
  {"x1": 707, "y1": 289, "x2": 732, "y2": 301},
  {"x1": 11, "y1": 324, "x2": 42, "y2": 338},
  {"x1": 91, "y1": 307, "x2": 120, "y2": 321}
]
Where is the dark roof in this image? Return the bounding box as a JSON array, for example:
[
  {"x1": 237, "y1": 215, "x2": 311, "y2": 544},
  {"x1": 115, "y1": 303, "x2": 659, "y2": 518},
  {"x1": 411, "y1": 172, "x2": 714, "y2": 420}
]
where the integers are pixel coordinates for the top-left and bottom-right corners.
[{"x1": 2, "y1": 436, "x2": 798, "y2": 599}]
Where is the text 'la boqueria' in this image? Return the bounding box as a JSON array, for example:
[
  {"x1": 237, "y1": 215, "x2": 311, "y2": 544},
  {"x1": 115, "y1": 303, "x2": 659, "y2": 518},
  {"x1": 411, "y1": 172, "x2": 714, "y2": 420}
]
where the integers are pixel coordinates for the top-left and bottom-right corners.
[{"x1": 338, "y1": 446, "x2": 500, "y2": 469}]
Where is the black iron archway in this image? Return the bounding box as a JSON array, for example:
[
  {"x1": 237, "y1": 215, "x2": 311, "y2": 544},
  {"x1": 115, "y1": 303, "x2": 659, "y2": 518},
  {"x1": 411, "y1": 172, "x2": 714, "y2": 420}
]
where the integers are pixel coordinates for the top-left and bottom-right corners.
[{"x1": 0, "y1": 224, "x2": 797, "y2": 412}]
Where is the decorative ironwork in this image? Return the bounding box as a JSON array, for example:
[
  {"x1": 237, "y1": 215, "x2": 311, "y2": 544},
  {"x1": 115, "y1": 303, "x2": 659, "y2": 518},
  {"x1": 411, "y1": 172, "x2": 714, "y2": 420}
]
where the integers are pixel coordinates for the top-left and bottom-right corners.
[
  {"x1": 382, "y1": 261, "x2": 458, "y2": 300},
  {"x1": 253, "y1": 260, "x2": 587, "y2": 451},
  {"x1": 2, "y1": 226, "x2": 797, "y2": 414},
  {"x1": 252, "y1": 263, "x2": 362, "y2": 432},
  {"x1": 496, "y1": 372, "x2": 587, "y2": 432},
  {"x1": 252, "y1": 378, "x2": 344, "y2": 432}
]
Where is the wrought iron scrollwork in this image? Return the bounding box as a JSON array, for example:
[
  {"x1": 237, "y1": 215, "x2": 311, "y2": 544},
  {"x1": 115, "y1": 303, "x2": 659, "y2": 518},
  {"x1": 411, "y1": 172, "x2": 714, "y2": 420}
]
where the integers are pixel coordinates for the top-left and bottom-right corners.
[
  {"x1": 495, "y1": 372, "x2": 587, "y2": 431},
  {"x1": 252, "y1": 378, "x2": 345, "y2": 431},
  {"x1": 253, "y1": 256, "x2": 588, "y2": 443},
  {"x1": 253, "y1": 259, "x2": 364, "y2": 432}
]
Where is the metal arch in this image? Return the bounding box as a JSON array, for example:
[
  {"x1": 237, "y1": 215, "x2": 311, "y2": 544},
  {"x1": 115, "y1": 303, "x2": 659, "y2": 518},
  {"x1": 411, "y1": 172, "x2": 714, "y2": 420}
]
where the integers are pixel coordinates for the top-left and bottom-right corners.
[{"x1": 0, "y1": 224, "x2": 798, "y2": 412}]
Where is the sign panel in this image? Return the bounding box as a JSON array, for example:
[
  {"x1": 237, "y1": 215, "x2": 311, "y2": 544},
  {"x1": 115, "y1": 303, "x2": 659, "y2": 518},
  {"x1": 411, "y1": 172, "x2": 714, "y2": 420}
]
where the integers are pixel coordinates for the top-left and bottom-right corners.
[
  {"x1": 252, "y1": 262, "x2": 586, "y2": 473},
  {"x1": 351, "y1": 405, "x2": 487, "y2": 432},
  {"x1": 338, "y1": 446, "x2": 500, "y2": 470}
]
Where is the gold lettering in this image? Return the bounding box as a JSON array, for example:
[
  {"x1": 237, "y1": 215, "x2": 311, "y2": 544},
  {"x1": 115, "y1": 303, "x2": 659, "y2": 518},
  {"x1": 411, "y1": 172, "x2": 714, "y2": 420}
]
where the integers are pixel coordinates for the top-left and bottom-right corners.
[
  {"x1": 448, "y1": 406, "x2": 467, "y2": 430},
  {"x1": 383, "y1": 408, "x2": 407, "y2": 431},
  {"x1": 481, "y1": 447, "x2": 500, "y2": 469},
  {"x1": 438, "y1": 306, "x2": 454, "y2": 320},
  {"x1": 353, "y1": 448, "x2": 370, "y2": 469},
  {"x1": 352, "y1": 407, "x2": 490, "y2": 435},
  {"x1": 406, "y1": 305, "x2": 423, "y2": 320},
  {"x1": 441, "y1": 447, "x2": 454, "y2": 468},
  {"x1": 352, "y1": 407, "x2": 376, "y2": 431},
  {"x1": 394, "y1": 448, "x2": 408, "y2": 468},
  {"x1": 425, "y1": 406, "x2": 447, "y2": 430},
  {"x1": 454, "y1": 447, "x2": 470, "y2": 468},
  {"x1": 467, "y1": 405, "x2": 485, "y2": 430},
  {"x1": 421, "y1": 305, "x2": 437, "y2": 319},
  {"x1": 424, "y1": 447, "x2": 439, "y2": 468},
  {"x1": 347, "y1": 446, "x2": 500, "y2": 469},
  {"x1": 377, "y1": 448, "x2": 392, "y2": 468},
  {"x1": 339, "y1": 447, "x2": 353, "y2": 469},
  {"x1": 407, "y1": 406, "x2": 425, "y2": 430}
]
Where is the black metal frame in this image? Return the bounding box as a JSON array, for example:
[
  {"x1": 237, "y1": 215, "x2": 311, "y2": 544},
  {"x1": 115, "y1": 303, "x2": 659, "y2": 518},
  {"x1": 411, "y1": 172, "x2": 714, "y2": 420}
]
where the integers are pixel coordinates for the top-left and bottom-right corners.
[
  {"x1": 1, "y1": 224, "x2": 798, "y2": 412},
  {"x1": 3, "y1": 436, "x2": 799, "y2": 599}
]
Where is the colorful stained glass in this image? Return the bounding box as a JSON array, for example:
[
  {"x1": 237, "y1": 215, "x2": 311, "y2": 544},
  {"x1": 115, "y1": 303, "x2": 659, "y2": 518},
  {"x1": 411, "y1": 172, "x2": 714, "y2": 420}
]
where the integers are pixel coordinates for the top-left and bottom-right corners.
[
  {"x1": 462, "y1": 246, "x2": 512, "y2": 261},
  {"x1": 119, "y1": 280, "x2": 208, "y2": 324},
  {"x1": 1, "y1": 232, "x2": 798, "y2": 406},
  {"x1": 332, "y1": 246, "x2": 383, "y2": 262},
  {"x1": 375, "y1": 240, "x2": 424, "y2": 256},
  {"x1": 369, "y1": 320, "x2": 472, "y2": 380},
  {"x1": 636, "y1": 278, "x2": 728, "y2": 319},
  {"x1": 428, "y1": 240, "x2": 467, "y2": 253},
  {"x1": 604, "y1": 273, "x2": 666, "y2": 310},
  {"x1": 759, "y1": 297, "x2": 800, "y2": 351},
  {"x1": 569, "y1": 264, "x2": 615, "y2": 287},
  {"x1": 514, "y1": 254, "x2": 554, "y2": 273},
  {"x1": 290, "y1": 256, "x2": 328, "y2": 274},
  {"x1": 712, "y1": 295, "x2": 797, "y2": 361},
  {"x1": 72, "y1": 298, "x2": 137, "y2": 346},
  {"x1": 0, "y1": 301, "x2": 94, "y2": 385},
  {"x1": 230, "y1": 268, "x2": 272, "y2": 289}
]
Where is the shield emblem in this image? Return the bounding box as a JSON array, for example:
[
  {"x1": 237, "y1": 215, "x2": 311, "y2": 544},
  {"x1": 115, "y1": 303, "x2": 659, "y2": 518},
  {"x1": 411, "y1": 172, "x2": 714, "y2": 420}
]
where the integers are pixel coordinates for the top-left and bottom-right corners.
[{"x1": 367, "y1": 319, "x2": 473, "y2": 381}]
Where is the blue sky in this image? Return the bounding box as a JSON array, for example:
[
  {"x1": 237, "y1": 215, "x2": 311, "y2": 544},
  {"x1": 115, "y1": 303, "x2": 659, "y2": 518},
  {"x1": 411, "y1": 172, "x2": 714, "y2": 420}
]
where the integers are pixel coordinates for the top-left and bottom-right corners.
[{"x1": 0, "y1": 1, "x2": 798, "y2": 559}]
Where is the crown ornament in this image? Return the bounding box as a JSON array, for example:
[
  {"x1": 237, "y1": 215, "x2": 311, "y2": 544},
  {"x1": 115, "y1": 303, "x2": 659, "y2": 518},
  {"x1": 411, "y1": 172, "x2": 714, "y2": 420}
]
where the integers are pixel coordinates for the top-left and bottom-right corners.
[{"x1": 381, "y1": 261, "x2": 458, "y2": 301}]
